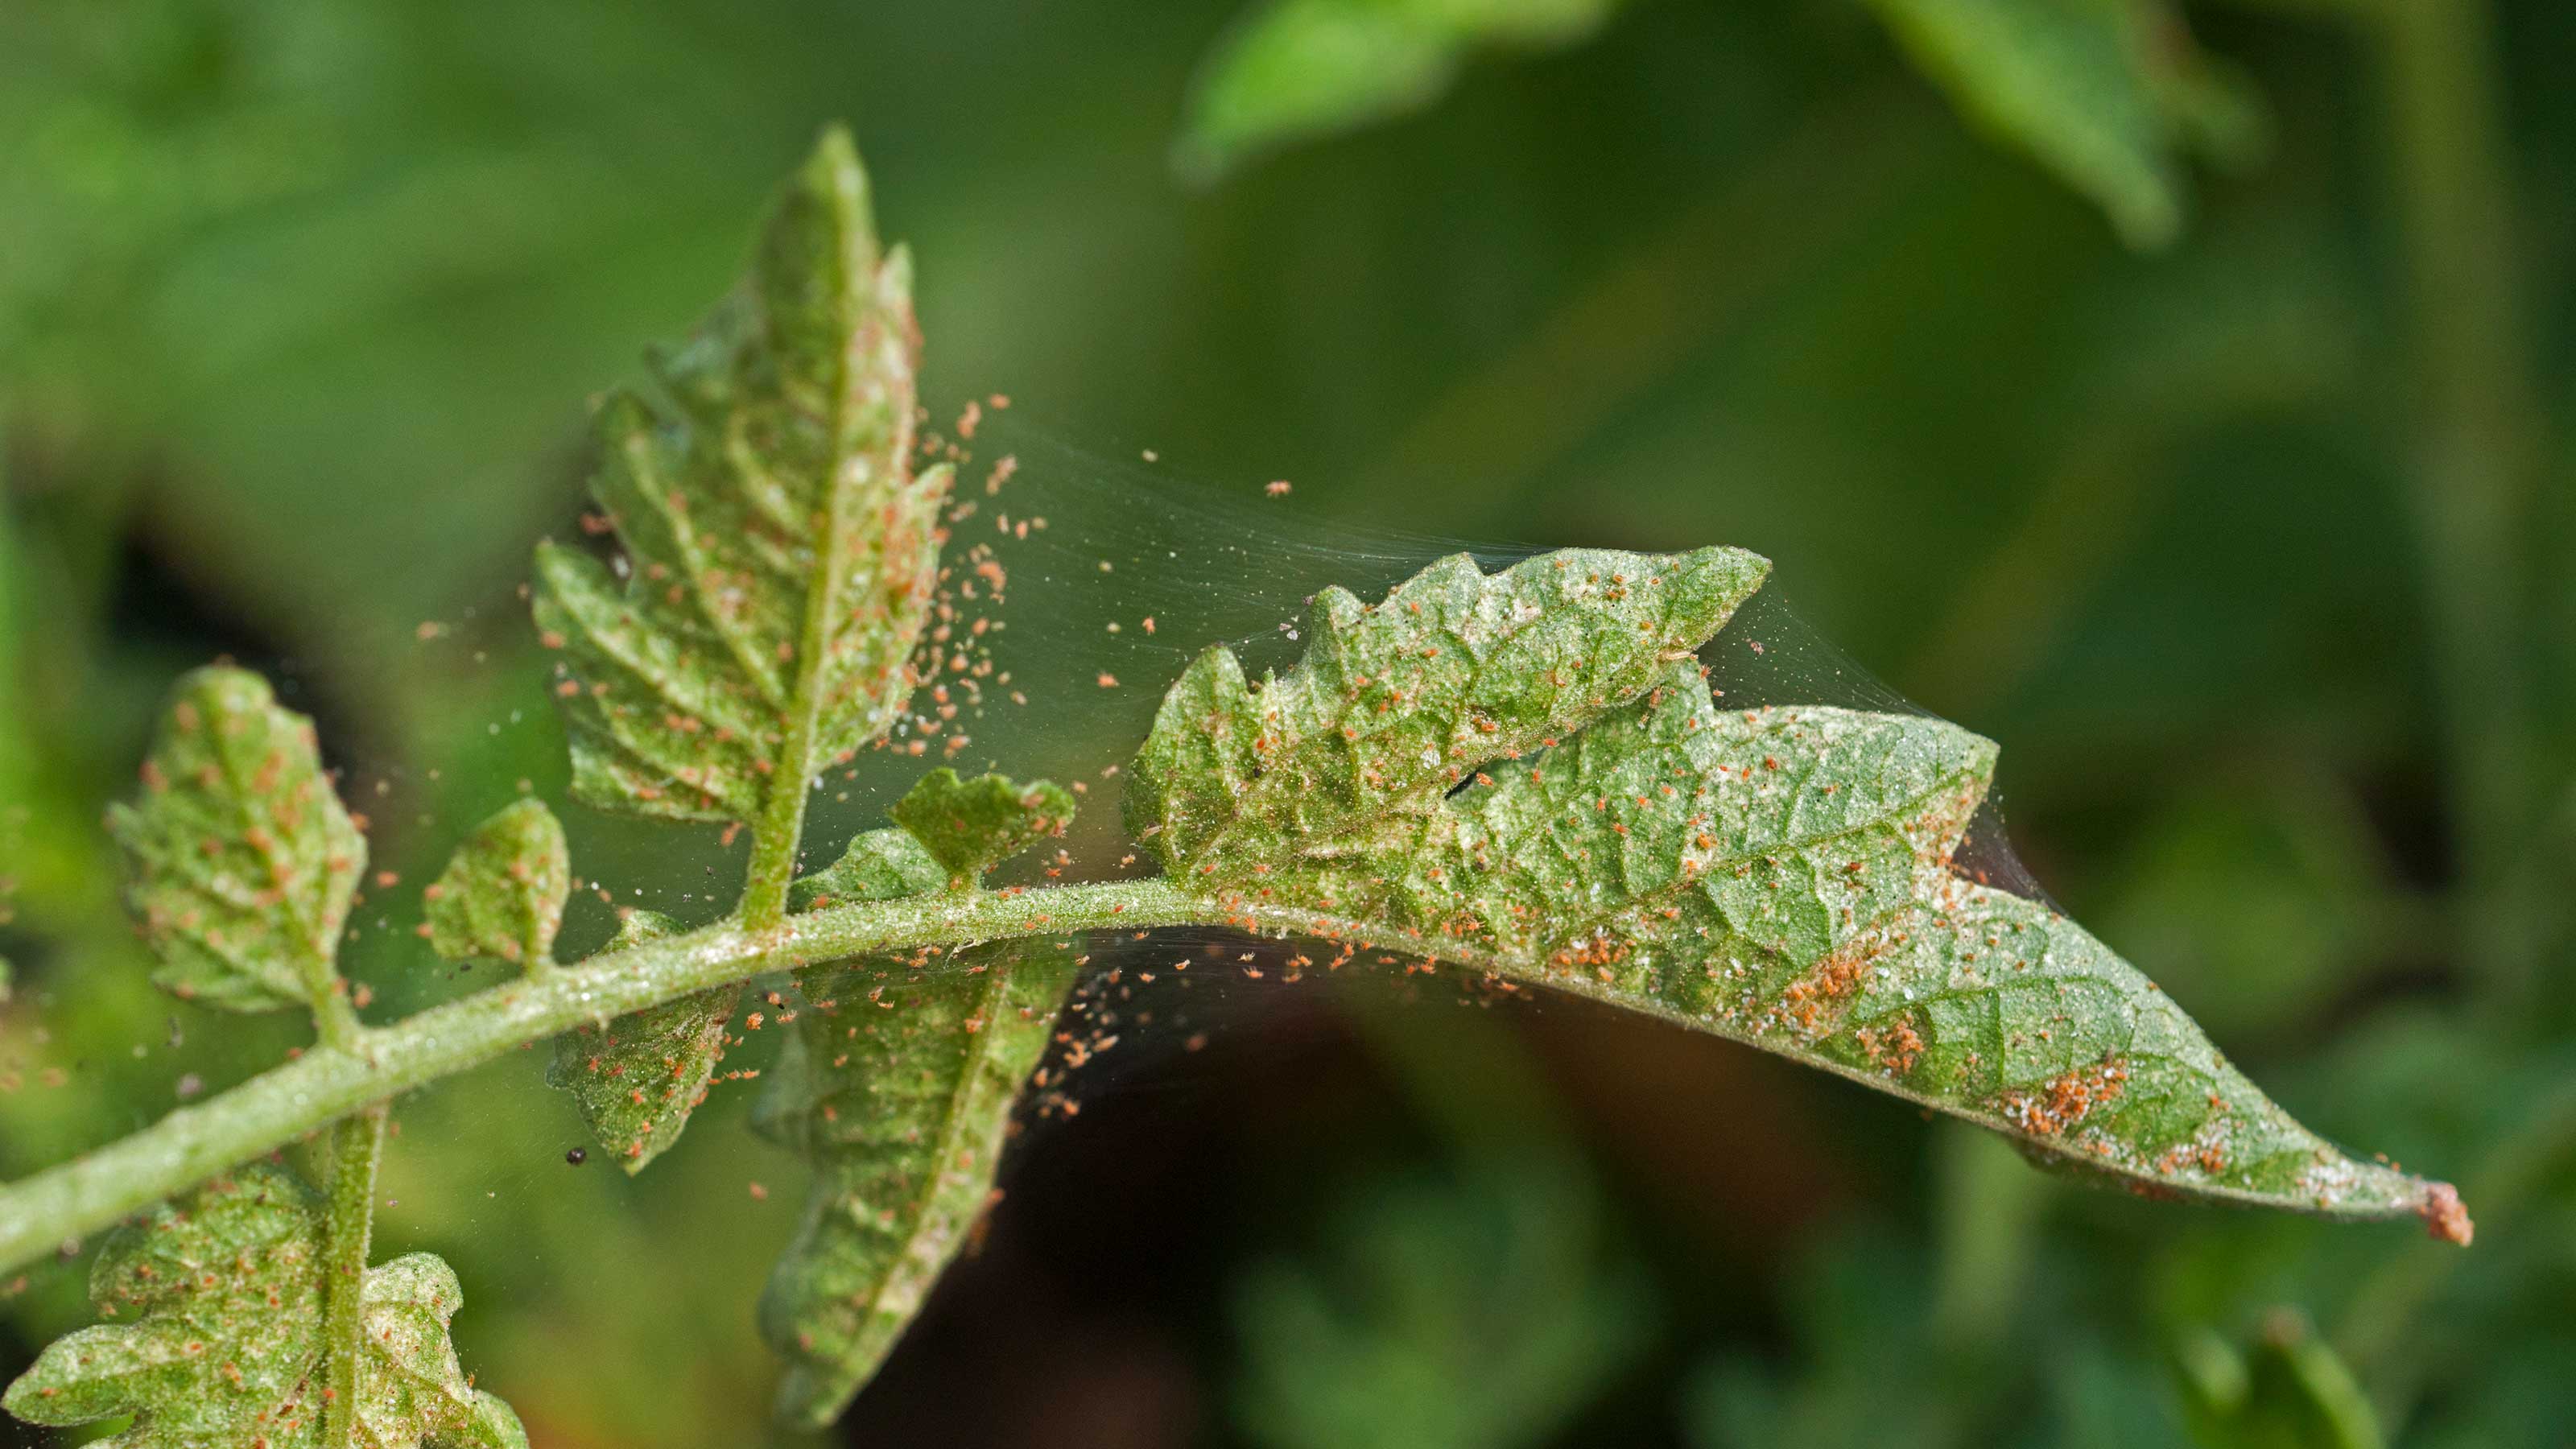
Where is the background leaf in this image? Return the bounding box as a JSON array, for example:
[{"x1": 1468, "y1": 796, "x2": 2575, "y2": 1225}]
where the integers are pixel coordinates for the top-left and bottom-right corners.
[
  {"x1": 1232, "y1": 1158, "x2": 1654, "y2": 1449},
  {"x1": 1863, "y1": 0, "x2": 2217, "y2": 248},
  {"x1": 2176, "y1": 1312, "x2": 2386, "y2": 1449},
  {"x1": 1176, "y1": 0, "x2": 1623, "y2": 180}
]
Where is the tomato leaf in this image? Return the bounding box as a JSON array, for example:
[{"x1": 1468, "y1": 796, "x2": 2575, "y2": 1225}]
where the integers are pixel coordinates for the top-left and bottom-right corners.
[
  {"x1": 531, "y1": 126, "x2": 946, "y2": 827},
  {"x1": 1133, "y1": 550, "x2": 2466, "y2": 1233},
  {"x1": 424, "y1": 799, "x2": 570, "y2": 974},
  {"x1": 105, "y1": 667, "x2": 364, "y2": 1022},
  {"x1": 753, "y1": 828, "x2": 1074, "y2": 1427},
  {"x1": 547, "y1": 910, "x2": 737, "y2": 1173},
  {"x1": 886, "y1": 768, "x2": 1076, "y2": 886},
  {"x1": 788, "y1": 827, "x2": 947, "y2": 913},
  {"x1": 1125, "y1": 547, "x2": 1769, "y2": 871},
  {"x1": 1, "y1": 1165, "x2": 522, "y2": 1448}
]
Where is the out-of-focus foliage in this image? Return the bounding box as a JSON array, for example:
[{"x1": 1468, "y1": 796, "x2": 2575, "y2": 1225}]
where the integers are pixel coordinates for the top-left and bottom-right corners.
[
  {"x1": 1679, "y1": 1131, "x2": 2400, "y2": 1449},
  {"x1": 4, "y1": 0, "x2": 2572, "y2": 1444},
  {"x1": 1860, "y1": 0, "x2": 2265, "y2": 247},
  {"x1": 1177, "y1": 0, "x2": 1622, "y2": 180},
  {"x1": 1231, "y1": 1158, "x2": 1653, "y2": 1449},
  {"x1": 2174, "y1": 1311, "x2": 2384, "y2": 1449},
  {"x1": 1183, "y1": 0, "x2": 2264, "y2": 245}
]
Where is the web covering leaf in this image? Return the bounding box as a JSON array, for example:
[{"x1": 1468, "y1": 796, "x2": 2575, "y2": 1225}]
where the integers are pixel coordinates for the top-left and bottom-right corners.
[
  {"x1": 547, "y1": 910, "x2": 741, "y2": 1173},
  {"x1": 753, "y1": 828, "x2": 1078, "y2": 1427},
  {"x1": 886, "y1": 768, "x2": 1077, "y2": 885},
  {"x1": 531, "y1": 126, "x2": 946, "y2": 827},
  {"x1": 423, "y1": 799, "x2": 569, "y2": 974},
  {"x1": 106, "y1": 667, "x2": 364, "y2": 1021},
  {"x1": 1132, "y1": 549, "x2": 2461, "y2": 1229},
  {"x1": 0, "y1": 1166, "x2": 523, "y2": 1448}
]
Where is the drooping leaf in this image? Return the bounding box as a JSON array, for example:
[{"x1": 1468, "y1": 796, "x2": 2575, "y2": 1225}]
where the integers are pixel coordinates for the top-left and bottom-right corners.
[
  {"x1": 754, "y1": 829, "x2": 1075, "y2": 1426},
  {"x1": 1176, "y1": 0, "x2": 1622, "y2": 180},
  {"x1": 531, "y1": 126, "x2": 946, "y2": 826},
  {"x1": 2, "y1": 1165, "x2": 522, "y2": 1448},
  {"x1": 423, "y1": 799, "x2": 569, "y2": 973},
  {"x1": 1863, "y1": 0, "x2": 2260, "y2": 249},
  {"x1": 547, "y1": 909, "x2": 737, "y2": 1174},
  {"x1": 1133, "y1": 550, "x2": 2467, "y2": 1233},
  {"x1": 886, "y1": 768, "x2": 1076, "y2": 885},
  {"x1": 105, "y1": 667, "x2": 363, "y2": 1019}
]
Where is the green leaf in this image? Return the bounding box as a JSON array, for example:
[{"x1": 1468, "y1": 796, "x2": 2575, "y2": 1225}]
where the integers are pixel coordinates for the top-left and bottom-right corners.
[
  {"x1": 547, "y1": 910, "x2": 737, "y2": 1174},
  {"x1": 1177, "y1": 0, "x2": 1621, "y2": 180},
  {"x1": 424, "y1": 799, "x2": 570, "y2": 974},
  {"x1": 531, "y1": 126, "x2": 946, "y2": 827},
  {"x1": 105, "y1": 667, "x2": 363, "y2": 1021},
  {"x1": 754, "y1": 830, "x2": 1076, "y2": 1426},
  {"x1": 2, "y1": 1165, "x2": 523, "y2": 1448},
  {"x1": 788, "y1": 827, "x2": 948, "y2": 913},
  {"x1": 1125, "y1": 547, "x2": 1769, "y2": 871},
  {"x1": 1134, "y1": 550, "x2": 2467, "y2": 1232},
  {"x1": 559, "y1": 828, "x2": 953, "y2": 1174},
  {"x1": 1864, "y1": 0, "x2": 2255, "y2": 249},
  {"x1": 887, "y1": 769, "x2": 1076, "y2": 885},
  {"x1": 349, "y1": 1254, "x2": 528, "y2": 1449}
]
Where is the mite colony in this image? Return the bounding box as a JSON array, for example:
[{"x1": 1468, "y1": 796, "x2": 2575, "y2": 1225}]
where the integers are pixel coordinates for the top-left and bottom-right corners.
[{"x1": 535, "y1": 399, "x2": 1327, "y2": 1135}]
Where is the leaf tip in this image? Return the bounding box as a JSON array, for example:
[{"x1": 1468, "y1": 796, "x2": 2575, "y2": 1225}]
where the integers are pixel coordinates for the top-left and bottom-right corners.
[
  {"x1": 1661, "y1": 544, "x2": 1771, "y2": 642},
  {"x1": 789, "y1": 121, "x2": 877, "y2": 250},
  {"x1": 2418, "y1": 1180, "x2": 2473, "y2": 1246}
]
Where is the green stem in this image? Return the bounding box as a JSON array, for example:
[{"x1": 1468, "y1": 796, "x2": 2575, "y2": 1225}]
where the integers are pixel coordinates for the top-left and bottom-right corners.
[
  {"x1": 2372, "y1": 0, "x2": 2544, "y2": 1002},
  {"x1": 737, "y1": 782, "x2": 810, "y2": 931},
  {"x1": 317, "y1": 1103, "x2": 389, "y2": 1447},
  {"x1": 316, "y1": 992, "x2": 367, "y2": 1055},
  {"x1": 0, "y1": 878, "x2": 1243, "y2": 1276}
]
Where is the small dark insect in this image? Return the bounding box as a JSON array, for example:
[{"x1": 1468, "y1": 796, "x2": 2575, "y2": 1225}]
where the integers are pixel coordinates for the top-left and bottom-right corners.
[{"x1": 564, "y1": 1147, "x2": 587, "y2": 1166}]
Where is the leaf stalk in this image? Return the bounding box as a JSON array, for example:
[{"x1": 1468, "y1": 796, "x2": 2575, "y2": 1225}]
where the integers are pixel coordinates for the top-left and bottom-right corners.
[
  {"x1": 0, "y1": 878, "x2": 1209, "y2": 1277},
  {"x1": 318, "y1": 1100, "x2": 390, "y2": 1447}
]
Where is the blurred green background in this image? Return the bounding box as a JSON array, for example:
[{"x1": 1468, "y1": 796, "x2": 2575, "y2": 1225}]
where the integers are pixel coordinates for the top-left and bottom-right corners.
[{"x1": 4, "y1": 0, "x2": 2573, "y2": 1445}]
